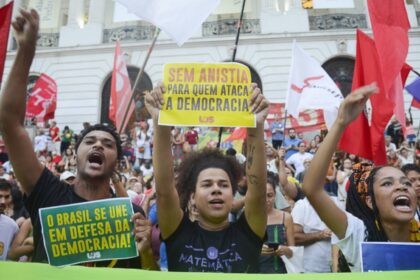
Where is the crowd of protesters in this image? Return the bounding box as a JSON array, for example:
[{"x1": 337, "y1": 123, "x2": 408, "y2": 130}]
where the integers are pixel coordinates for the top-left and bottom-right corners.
[
  {"x1": 1, "y1": 8, "x2": 420, "y2": 275},
  {"x1": 1, "y1": 106, "x2": 419, "y2": 272}
]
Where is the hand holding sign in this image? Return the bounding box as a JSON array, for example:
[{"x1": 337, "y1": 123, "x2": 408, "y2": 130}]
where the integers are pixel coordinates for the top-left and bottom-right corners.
[
  {"x1": 132, "y1": 212, "x2": 152, "y2": 253},
  {"x1": 159, "y1": 63, "x2": 256, "y2": 127},
  {"x1": 145, "y1": 81, "x2": 165, "y2": 122},
  {"x1": 249, "y1": 83, "x2": 269, "y2": 126},
  {"x1": 39, "y1": 198, "x2": 138, "y2": 266}
]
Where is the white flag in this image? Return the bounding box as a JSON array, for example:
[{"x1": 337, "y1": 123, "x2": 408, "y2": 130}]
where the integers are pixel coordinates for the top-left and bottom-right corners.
[
  {"x1": 285, "y1": 41, "x2": 343, "y2": 129},
  {"x1": 116, "y1": 0, "x2": 220, "y2": 46}
]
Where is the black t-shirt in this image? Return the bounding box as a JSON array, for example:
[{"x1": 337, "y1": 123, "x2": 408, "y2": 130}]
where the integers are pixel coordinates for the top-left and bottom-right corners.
[
  {"x1": 25, "y1": 168, "x2": 144, "y2": 268},
  {"x1": 164, "y1": 213, "x2": 263, "y2": 273}
]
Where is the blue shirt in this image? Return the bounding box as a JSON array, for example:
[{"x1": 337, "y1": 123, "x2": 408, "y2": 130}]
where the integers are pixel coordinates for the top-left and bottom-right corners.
[
  {"x1": 271, "y1": 121, "x2": 284, "y2": 141},
  {"x1": 284, "y1": 138, "x2": 302, "y2": 159}
]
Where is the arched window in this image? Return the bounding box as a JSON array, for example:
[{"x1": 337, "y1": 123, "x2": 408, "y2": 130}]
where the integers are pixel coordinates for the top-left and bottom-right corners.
[
  {"x1": 322, "y1": 56, "x2": 355, "y2": 97},
  {"x1": 100, "y1": 66, "x2": 153, "y2": 132}
]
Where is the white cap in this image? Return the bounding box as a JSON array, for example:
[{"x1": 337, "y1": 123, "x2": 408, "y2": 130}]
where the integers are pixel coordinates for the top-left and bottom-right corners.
[{"x1": 60, "y1": 171, "x2": 75, "y2": 181}]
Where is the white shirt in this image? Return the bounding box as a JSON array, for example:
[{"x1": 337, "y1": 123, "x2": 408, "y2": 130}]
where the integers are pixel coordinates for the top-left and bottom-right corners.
[
  {"x1": 398, "y1": 154, "x2": 414, "y2": 166},
  {"x1": 292, "y1": 197, "x2": 338, "y2": 273},
  {"x1": 286, "y1": 152, "x2": 313, "y2": 176},
  {"x1": 331, "y1": 212, "x2": 367, "y2": 272},
  {"x1": 267, "y1": 159, "x2": 278, "y2": 174},
  {"x1": 386, "y1": 142, "x2": 397, "y2": 153},
  {"x1": 140, "y1": 165, "x2": 154, "y2": 177},
  {"x1": 34, "y1": 134, "x2": 48, "y2": 152},
  {"x1": 0, "y1": 214, "x2": 19, "y2": 260}
]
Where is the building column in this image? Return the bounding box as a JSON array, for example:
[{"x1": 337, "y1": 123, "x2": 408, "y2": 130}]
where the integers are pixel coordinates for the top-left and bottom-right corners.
[
  {"x1": 60, "y1": 0, "x2": 106, "y2": 46},
  {"x1": 79, "y1": 0, "x2": 107, "y2": 44},
  {"x1": 87, "y1": 0, "x2": 106, "y2": 25},
  {"x1": 260, "y1": 0, "x2": 309, "y2": 33},
  {"x1": 66, "y1": 0, "x2": 85, "y2": 28}
]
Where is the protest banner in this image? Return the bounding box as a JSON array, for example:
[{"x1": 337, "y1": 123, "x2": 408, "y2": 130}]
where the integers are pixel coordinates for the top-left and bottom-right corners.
[
  {"x1": 25, "y1": 73, "x2": 57, "y2": 122},
  {"x1": 267, "y1": 103, "x2": 326, "y2": 134},
  {"x1": 159, "y1": 63, "x2": 256, "y2": 128},
  {"x1": 39, "y1": 198, "x2": 137, "y2": 266},
  {"x1": 361, "y1": 242, "x2": 420, "y2": 272}
]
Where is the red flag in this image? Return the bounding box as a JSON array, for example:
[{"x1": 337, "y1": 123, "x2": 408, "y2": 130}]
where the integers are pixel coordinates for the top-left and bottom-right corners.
[
  {"x1": 109, "y1": 41, "x2": 134, "y2": 132},
  {"x1": 401, "y1": 63, "x2": 412, "y2": 86},
  {"x1": 224, "y1": 128, "x2": 247, "y2": 142},
  {"x1": 25, "y1": 73, "x2": 58, "y2": 122},
  {"x1": 411, "y1": 98, "x2": 420, "y2": 110},
  {"x1": 338, "y1": 30, "x2": 394, "y2": 166},
  {"x1": 367, "y1": 0, "x2": 410, "y2": 133},
  {"x1": 0, "y1": 1, "x2": 13, "y2": 83}
]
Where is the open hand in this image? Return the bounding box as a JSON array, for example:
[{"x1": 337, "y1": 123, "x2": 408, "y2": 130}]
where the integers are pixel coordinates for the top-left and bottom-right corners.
[{"x1": 336, "y1": 83, "x2": 378, "y2": 127}]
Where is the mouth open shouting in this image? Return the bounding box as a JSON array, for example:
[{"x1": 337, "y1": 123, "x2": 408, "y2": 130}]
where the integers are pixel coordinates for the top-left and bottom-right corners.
[
  {"x1": 87, "y1": 152, "x2": 104, "y2": 169},
  {"x1": 392, "y1": 195, "x2": 413, "y2": 213}
]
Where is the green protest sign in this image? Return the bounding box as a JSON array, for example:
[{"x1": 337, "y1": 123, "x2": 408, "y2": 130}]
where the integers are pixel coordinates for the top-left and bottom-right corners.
[{"x1": 39, "y1": 198, "x2": 137, "y2": 266}]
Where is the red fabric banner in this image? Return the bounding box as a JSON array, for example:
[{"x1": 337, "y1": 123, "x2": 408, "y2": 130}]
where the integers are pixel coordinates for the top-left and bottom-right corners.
[
  {"x1": 109, "y1": 41, "x2": 134, "y2": 132},
  {"x1": 367, "y1": 0, "x2": 410, "y2": 133},
  {"x1": 224, "y1": 104, "x2": 325, "y2": 142},
  {"x1": 338, "y1": 30, "x2": 394, "y2": 165},
  {"x1": 0, "y1": 1, "x2": 13, "y2": 83},
  {"x1": 26, "y1": 73, "x2": 58, "y2": 122},
  {"x1": 267, "y1": 103, "x2": 325, "y2": 134}
]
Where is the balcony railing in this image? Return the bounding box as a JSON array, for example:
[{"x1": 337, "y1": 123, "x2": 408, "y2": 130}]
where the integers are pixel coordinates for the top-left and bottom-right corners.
[
  {"x1": 202, "y1": 19, "x2": 260, "y2": 36},
  {"x1": 103, "y1": 25, "x2": 156, "y2": 43},
  {"x1": 309, "y1": 14, "x2": 367, "y2": 30}
]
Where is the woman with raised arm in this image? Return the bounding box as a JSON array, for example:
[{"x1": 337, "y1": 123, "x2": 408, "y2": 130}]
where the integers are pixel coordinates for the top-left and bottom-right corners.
[
  {"x1": 145, "y1": 82, "x2": 268, "y2": 273},
  {"x1": 302, "y1": 83, "x2": 420, "y2": 272}
]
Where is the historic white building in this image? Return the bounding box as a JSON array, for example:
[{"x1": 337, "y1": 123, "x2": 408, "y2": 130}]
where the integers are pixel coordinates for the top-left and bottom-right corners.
[{"x1": 2, "y1": 0, "x2": 420, "y2": 132}]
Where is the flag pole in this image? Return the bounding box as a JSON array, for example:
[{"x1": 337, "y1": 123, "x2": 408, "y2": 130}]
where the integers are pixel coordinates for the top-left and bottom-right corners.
[
  {"x1": 409, "y1": 69, "x2": 420, "y2": 137},
  {"x1": 217, "y1": 0, "x2": 247, "y2": 148},
  {"x1": 281, "y1": 109, "x2": 288, "y2": 147},
  {"x1": 118, "y1": 28, "x2": 161, "y2": 134},
  {"x1": 411, "y1": 68, "x2": 420, "y2": 77}
]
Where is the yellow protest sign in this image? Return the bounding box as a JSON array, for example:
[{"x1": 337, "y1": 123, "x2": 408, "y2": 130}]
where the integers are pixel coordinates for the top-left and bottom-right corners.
[{"x1": 159, "y1": 63, "x2": 256, "y2": 127}]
